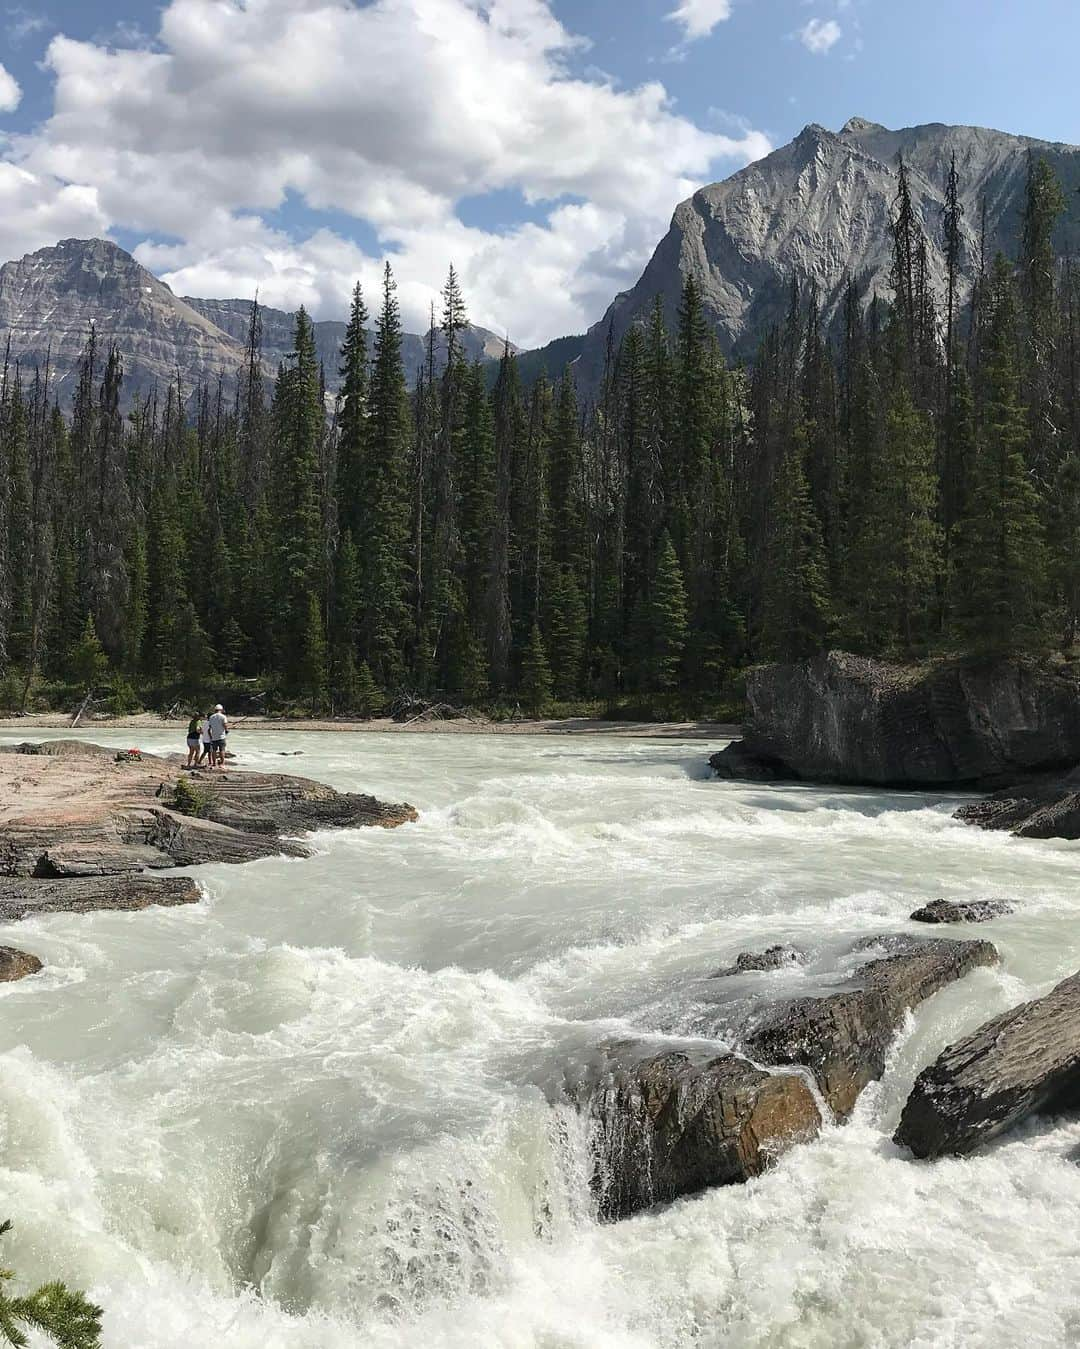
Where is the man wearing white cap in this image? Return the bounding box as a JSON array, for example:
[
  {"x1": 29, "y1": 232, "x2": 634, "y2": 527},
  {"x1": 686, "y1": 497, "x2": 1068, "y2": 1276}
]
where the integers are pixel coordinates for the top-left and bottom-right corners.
[{"x1": 208, "y1": 703, "x2": 229, "y2": 768}]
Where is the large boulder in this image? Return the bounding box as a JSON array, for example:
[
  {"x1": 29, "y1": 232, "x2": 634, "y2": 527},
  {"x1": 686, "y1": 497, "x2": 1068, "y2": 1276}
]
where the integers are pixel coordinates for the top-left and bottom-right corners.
[
  {"x1": 588, "y1": 1049, "x2": 821, "y2": 1220},
  {"x1": 954, "y1": 772, "x2": 1080, "y2": 840},
  {"x1": 741, "y1": 937, "x2": 998, "y2": 1118},
  {"x1": 0, "y1": 946, "x2": 43, "y2": 981},
  {"x1": 0, "y1": 875, "x2": 201, "y2": 921},
  {"x1": 710, "y1": 652, "x2": 1080, "y2": 787},
  {"x1": 910, "y1": 899, "x2": 1014, "y2": 924},
  {"x1": 895, "y1": 972, "x2": 1080, "y2": 1158}
]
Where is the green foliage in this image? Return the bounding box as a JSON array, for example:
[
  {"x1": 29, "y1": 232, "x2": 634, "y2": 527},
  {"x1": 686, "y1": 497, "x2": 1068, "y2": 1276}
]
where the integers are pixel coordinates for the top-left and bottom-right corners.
[
  {"x1": 0, "y1": 1220, "x2": 102, "y2": 1349},
  {"x1": 353, "y1": 661, "x2": 384, "y2": 718},
  {"x1": 519, "y1": 622, "x2": 553, "y2": 715},
  {"x1": 633, "y1": 531, "x2": 688, "y2": 691},
  {"x1": 172, "y1": 776, "x2": 209, "y2": 817},
  {"x1": 67, "y1": 615, "x2": 109, "y2": 690}
]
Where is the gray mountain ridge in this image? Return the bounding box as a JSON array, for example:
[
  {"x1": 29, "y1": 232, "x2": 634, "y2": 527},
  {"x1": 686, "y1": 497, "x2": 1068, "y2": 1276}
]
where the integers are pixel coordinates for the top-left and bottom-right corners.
[
  {"x1": 574, "y1": 116, "x2": 1080, "y2": 392},
  {"x1": 0, "y1": 237, "x2": 515, "y2": 408},
  {"x1": 3, "y1": 119, "x2": 1080, "y2": 411}
]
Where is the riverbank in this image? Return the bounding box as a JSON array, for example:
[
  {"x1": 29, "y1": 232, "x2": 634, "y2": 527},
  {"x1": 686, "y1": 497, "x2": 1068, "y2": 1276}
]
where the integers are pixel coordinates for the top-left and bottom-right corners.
[{"x1": 0, "y1": 712, "x2": 740, "y2": 739}]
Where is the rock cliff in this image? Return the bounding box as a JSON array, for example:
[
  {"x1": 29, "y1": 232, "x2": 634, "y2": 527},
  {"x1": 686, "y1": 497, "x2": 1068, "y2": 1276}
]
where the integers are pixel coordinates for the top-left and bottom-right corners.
[
  {"x1": 576, "y1": 118, "x2": 1080, "y2": 393},
  {"x1": 710, "y1": 652, "x2": 1080, "y2": 788}
]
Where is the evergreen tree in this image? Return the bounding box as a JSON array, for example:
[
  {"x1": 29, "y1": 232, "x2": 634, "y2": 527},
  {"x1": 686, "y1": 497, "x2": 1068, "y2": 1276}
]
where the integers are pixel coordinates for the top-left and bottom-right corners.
[
  {"x1": 950, "y1": 256, "x2": 1048, "y2": 650},
  {"x1": 0, "y1": 1219, "x2": 102, "y2": 1349},
  {"x1": 759, "y1": 429, "x2": 833, "y2": 661},
  {"x1": 336, "y1": 281, "x2": 369, "y2": 540},
  {"x1": 634, "y1": 531, "x2": 688, "y2": 691},
  {"x1": 68, "y1": 614, "x2": 109, "y2": 690},
  {"x1": 518, "y1": 622, "x2": 553, "y2": 715}
]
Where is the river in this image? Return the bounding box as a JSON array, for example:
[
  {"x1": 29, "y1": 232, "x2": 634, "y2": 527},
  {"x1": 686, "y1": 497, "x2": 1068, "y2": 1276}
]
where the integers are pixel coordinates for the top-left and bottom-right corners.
[{"x1": 1, "y1": 729, "x2": 1078, "y2": 1347}]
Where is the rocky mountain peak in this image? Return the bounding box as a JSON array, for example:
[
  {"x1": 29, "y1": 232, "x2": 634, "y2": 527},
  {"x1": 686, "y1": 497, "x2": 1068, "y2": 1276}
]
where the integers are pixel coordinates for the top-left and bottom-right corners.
[{"x1": 574, "y1": 118, "x2": 1080, "y2": 393}]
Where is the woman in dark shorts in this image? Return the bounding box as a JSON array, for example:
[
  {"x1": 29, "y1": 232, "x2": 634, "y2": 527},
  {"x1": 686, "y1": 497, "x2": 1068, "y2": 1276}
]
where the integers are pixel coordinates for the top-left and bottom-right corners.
[{"x1": 186, "y1": 713, "x2": 203, "y2": 767}]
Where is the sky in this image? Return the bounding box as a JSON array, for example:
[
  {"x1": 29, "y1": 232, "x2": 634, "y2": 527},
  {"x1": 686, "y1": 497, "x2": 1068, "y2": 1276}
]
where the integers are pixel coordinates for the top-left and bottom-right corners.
[{"x1": 1, "y1": 0, "x2": 1078, "y2": 346}]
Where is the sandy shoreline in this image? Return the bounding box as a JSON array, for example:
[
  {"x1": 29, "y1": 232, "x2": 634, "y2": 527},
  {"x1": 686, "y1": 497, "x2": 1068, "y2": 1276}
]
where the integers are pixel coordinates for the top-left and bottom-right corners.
[{"x1": 0, "y1": 712, "x2": 740, "y2": 740}]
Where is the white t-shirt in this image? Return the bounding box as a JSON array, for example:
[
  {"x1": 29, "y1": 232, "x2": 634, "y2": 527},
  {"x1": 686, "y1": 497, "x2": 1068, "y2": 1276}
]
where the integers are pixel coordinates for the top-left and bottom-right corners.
[
  {"x1": 200, "y1": 722, "x2": 212, "y2": 745},
  {"x1": 208, "y1": 712, "x2": 228, "y2": 741}
]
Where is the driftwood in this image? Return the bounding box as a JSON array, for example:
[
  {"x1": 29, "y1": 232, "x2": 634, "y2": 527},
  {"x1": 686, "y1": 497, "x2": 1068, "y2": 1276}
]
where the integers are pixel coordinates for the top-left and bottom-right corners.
[{"x1": 70, "y1": 690, "x2": 107, "y2": 728}]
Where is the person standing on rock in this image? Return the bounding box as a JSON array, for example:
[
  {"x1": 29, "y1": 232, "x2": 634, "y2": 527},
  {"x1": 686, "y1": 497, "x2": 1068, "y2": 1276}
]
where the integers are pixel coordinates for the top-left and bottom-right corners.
[
  {"x1": 186, "y1": 712, "x2": 203, "y2": 768},
  {"x1": 208, "y1": 704, "x2": 229, "y2": 768},
  {"x1": 198, "y1": 710, "x2": 215, "y2": 769}
]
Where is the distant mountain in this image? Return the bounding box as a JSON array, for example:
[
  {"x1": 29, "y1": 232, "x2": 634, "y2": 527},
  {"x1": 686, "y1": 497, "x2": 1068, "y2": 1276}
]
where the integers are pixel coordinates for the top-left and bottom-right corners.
[
  {"x1": 184, "y1": 296, "x2": 516, "y2": 387},
  {"x1": 0, "y1": 238, "x2": 516, "y2": 408},
  {"x1": 575, "y1": 118, "x2": 1080, "y2": 392},
  {"x1": 0, "y1": 238, "x2": 248, "y2": 406}
]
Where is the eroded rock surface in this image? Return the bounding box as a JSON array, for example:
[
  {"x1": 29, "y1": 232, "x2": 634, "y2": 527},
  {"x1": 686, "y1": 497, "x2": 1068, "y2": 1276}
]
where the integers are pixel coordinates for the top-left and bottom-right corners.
[
  {"x1": 0, "y1": 945, "x2": 43, "y2": 981},
  {"x1": 740, "y1": 937, "x2": 998, "y2": 1119},
  {"x1": 714, "y1": 945, "x2": 806, "y2": 976},
  {"x1": 895, "y1": 972, "x2": 1080, "y2": 1158},
  {"x1": 910, "y1": 899, "x2": 1014, "y2": 924},
  {"x1": 0, "y1": 742, "x2": 416, "y2": 918},
  {"x1": 954, "y1": 774, "x2": 1080, "y2": 841},
  {"x1": 0, "y1": 876, "x2": 201, "y2": 921},
  {"x1": 589, "y1": 1048, "x2": 821, "y2": 1220},
  {"x1": 710, "y1": 653, "x2": 1080, "y2": 788}
]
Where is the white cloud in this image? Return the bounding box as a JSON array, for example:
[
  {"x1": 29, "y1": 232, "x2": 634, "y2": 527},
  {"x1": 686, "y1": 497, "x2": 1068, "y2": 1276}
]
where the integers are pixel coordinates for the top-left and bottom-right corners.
[
  {"x1": 2, "y1": 0, "x2": 771, "y2": 345},
  {"x1": 666, "y1": 0, "x2": 733, "y2": 42},
  {"x1": 0, "y1": 60, "x2": 22, "y2": 111},
  {"x1": 798, "y1": 17, "x2": 842, "y2": 54}
]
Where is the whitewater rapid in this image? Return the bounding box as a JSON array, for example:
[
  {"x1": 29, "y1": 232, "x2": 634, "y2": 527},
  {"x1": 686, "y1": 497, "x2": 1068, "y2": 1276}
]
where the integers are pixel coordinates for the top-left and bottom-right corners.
[{"x1": 1, "y1": 729, "x2": 1079, "y2": 1347}]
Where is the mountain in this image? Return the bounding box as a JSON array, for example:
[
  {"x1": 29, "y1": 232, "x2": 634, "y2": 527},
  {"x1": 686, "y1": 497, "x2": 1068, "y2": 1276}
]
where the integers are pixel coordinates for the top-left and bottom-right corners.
[
  {"x1": 0, "y1": 238, "x2": 515, "y2": 408},
  {"x1": 575, "y1": 117, "x2": 1080, "y2": 390},
  {"x1": 184, "y1": 296, "x2": 515, "y2": 385},
  {"x1": 0, "y1": 238, "x2": 249, "y2": 405}
]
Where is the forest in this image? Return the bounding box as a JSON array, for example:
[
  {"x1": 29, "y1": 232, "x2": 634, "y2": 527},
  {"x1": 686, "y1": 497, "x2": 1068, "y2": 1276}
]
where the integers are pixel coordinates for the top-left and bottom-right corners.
[{"x1": 0, "y1": 154, "x2": 1077, "y2": 718}]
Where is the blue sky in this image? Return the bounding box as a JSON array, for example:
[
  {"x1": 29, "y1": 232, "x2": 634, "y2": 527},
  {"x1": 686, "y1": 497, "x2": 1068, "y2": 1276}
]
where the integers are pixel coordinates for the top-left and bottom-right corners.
[{"x1": 1, "y1": 0, "x2": 1076, "y2": 342}]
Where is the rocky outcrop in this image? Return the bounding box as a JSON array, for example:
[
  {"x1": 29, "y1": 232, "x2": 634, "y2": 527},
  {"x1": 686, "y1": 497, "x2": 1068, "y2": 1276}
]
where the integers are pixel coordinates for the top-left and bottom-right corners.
[
  {"x1": 895, "y1": 972, "x2": 1080, "y2": 1158},
  {"x1": 954, "y1": 774, "x2": 1080, "y2": 840},
  {"x1": 910, "y1": 899, "x2": 1014, "y2": 924},
  {"x1": 710, "y1": 653, "x2": 1080, "y2": 788},
  {"x1": 589, "y1": 1049, "x2": 821, "y2": 1220},
  {"x1": 0, "y1": 743, "x2": 416, "y2": 918},
  {"x1": 576, "y1": 118, "x2": 1080, "y2": 395},
  {"x1": 0, "y1": 946, "x2": 43, "y2": 981},
  {"x1": 740, "y1": 937, "x2": 998, "y2": 1118},
  {"x1": 714, "y1": 945, "x2": 806, "y2": 976},
  {"x1": 0, "y1": 875, "x2": 200, "y2": 921},
  {"x1": 582, "y1": 934, "x2": 994, "y2": 1218}
]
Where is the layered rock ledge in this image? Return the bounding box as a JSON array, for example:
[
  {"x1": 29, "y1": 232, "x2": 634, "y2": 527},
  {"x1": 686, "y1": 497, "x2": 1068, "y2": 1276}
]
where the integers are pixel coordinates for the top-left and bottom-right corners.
[
  {"x1": 0, "y1": 740, "x2": 417, "y2": 920},
  {"x1": 585, "y1": 934, "x2": 995, "y2": 1218},
  {"x1": 895, "y1": 971, "x2": 1080, "y2": 1158},
  {"x1": 710, "y1": 652, "x2": 1080, "y2": 789}
]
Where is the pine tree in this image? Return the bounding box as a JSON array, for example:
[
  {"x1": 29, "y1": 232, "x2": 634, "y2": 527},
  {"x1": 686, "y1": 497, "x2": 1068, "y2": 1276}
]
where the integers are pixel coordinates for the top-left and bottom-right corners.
[
  {"x1": 546, "y1": 563, "x2": 586, "y2": 699},
  {"x1": 296, "y1": 590, "x2": 328, "y2": 713},
  {"x1": 759, "y1": 428, "x2": 833, "y2": 661},
  {"x1": 950, "y1": 256, "x2": 1047, "y2": 650},
  {"x1": 68, "y1": 614, "x2": 109, "y2": 690},
  {"x1": 634, "y1": 531, "x2": 688, "y2": 691},
  {"x1": 0, "y1": 1219, "x2": 102, "y2": 1349},
  {"x1": 518, "y1": 621, "x2": 553, "y2": 715},
  {"x1": 360, "y1": 263, "x2": 411, "y2": 688},
  {"x1": 336, "y1": 281, "x2": 369, "y2": 541}
]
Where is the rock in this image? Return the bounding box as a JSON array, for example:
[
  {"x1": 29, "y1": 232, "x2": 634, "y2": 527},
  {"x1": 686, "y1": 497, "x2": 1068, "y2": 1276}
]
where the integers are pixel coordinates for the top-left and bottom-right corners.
[
  {"x1": 714, "y1": 945, "x2": 806, "y2": 976},
  {"x1": 588, "y1": 1049, "x2": 821, "y2": 1220},
  {"x1": 954, "y1": 774, "x2": 1080, "y2": 841},
  {"x1": 710, "y1": 652, "x2": 1080, "y2": 788},
  {"x1": 0, "y1": 945, "x2": 43, "y2": 981},
  {"x1": 575, "y1": 119, "x2": 1080, "y2": 397},
  {"x1": 910, "y1": 899, "x2": 1014, "y2": 924},
  {"x1": 0, "y1": 875, "x2": 201, "y2": 921},
  {"x1": 895, "y1": 972, "x2": 1080, "y2": 1158},
  {"x1": 741, "y1": 937, "x2": 998, "y2": 1118},
  {"x1": 0, "y1": 748, "x2": 416, "y2": 879},
  {"x1": 709, "y1": 742, "x2": 787, "y2": 782}
]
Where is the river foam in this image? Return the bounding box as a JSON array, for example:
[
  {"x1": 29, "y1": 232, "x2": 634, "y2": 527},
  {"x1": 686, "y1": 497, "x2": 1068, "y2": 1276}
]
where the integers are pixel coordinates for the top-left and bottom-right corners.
[{"x1": 1, "y1": 728, "x2": 1078, "y2": 1346}]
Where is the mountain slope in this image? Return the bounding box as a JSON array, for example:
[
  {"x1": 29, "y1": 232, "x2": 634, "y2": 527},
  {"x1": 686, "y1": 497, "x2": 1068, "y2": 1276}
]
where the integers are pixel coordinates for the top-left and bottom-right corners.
[
  {"x1": 575, "y1": 118, "x2": 1080, "y2": 390},
  {"x1": 0, "y1": 238, "x2": 249, "y2": 405},
  {"x1": 0, "y1": 239, "x2": 516, "y2": 408}
]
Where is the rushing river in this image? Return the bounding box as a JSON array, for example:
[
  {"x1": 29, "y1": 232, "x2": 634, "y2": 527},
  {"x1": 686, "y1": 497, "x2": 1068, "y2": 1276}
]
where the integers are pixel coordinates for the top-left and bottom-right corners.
[{"x1": 1, "y1": 728, "x2": 1079, "y2": 1348}]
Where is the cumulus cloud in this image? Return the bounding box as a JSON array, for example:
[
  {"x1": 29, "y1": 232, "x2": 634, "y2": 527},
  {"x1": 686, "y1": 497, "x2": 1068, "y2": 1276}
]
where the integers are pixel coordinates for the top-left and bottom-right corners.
[
  {"x1": 666, "y1": 0, "x2": 733, "y2": 42},
  {"x1": 2, "y1": 0, "x2": 770, "y2": 344},
  {"x1": 798, "y1": 17, "x2": 842, "y2": 54},
  {"x1": 0, "y1": 60, "x2": 21, "y2": 111}
]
